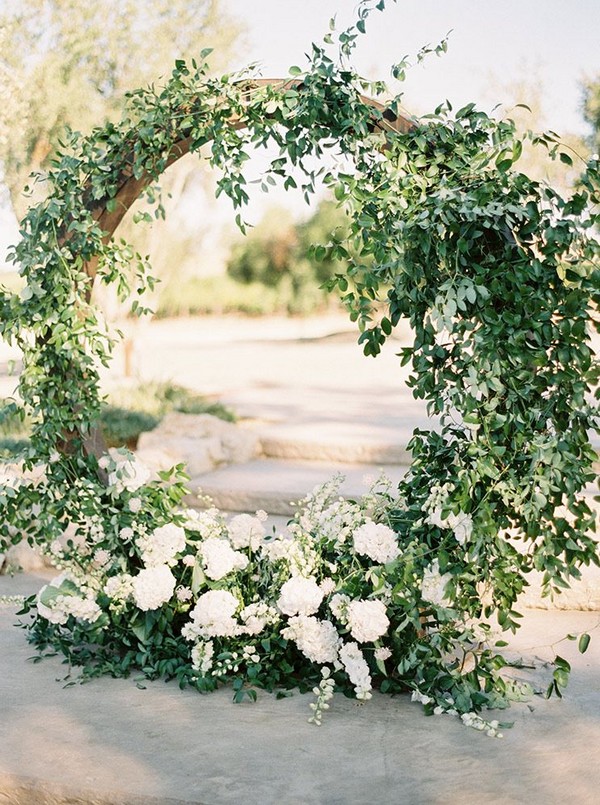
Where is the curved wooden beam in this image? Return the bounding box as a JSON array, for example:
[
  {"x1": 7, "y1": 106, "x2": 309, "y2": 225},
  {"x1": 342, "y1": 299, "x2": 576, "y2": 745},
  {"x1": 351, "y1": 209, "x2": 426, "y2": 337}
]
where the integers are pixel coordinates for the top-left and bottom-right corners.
[{"x1": 82, "y1": 79, "x2": 415, "y2": 284}]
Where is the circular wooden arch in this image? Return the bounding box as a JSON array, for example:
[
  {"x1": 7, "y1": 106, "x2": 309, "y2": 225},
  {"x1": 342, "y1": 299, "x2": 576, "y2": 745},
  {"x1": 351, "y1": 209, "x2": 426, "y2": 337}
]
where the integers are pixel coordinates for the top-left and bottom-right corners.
[{"x1": 62, "y1": 78, "x2": 415, "y2": 458}]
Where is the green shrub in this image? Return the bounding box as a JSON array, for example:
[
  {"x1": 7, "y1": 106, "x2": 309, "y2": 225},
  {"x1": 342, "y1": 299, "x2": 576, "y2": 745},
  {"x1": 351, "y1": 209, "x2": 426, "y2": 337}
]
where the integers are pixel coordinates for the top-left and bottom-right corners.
[{"x1": 98, "y1": 407, "x2": 160, "y2": 449}]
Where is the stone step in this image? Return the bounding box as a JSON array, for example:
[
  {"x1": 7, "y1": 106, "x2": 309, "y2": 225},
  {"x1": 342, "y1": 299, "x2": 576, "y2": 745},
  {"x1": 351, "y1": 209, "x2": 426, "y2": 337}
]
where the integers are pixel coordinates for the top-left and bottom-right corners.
[
  {"x1": 256, "y1": 422, "x2": 414, "y2": 464},
  {"x1": 186, "y1": 458, "x2": 409, "y2": 516}
]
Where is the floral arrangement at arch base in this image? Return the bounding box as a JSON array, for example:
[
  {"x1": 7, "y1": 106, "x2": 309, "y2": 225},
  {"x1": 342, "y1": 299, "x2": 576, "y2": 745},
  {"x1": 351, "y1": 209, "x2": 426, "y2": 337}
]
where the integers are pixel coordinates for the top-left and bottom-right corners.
[{"x1": 16, "y1": 452, "x2": 534, "y2": 737}]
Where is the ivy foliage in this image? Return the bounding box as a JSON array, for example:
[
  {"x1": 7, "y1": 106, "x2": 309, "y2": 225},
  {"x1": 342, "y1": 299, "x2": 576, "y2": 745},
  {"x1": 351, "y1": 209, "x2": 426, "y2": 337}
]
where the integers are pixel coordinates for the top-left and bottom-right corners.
[{"x1": 0, "y1": 0, "x2": 598, "y2": 720}]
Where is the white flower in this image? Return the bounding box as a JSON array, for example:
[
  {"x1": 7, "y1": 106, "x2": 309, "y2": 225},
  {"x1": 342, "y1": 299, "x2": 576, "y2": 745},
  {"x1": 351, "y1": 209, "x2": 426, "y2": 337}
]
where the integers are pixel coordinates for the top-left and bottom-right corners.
[
  {"x1": 447, "y1": 512, "x2": 473, "y2": 545},
  {"x1": 132, "y1": 565, "x2": 176, "y2": 611},
  {"x1": 128, "y1": 497, "x2": 142, "y2": 513},
  {"x1": 320, "y1": 578, "x2": 336, "y2": 596},
  {"x1": 137, "y1": 523, "x2": 186, "y2": 567},
  {"x1": 201, "y1": 537, "x2": 249, "y2": 580},
  {"x1": 104, "y1": 574, "x2": 134, "y2": 602},
  {"x1": 176, "y1": 586, "x2": 193, "y2": 602},
  {"x1": 119, "y1": 527, "x2": 134, "y2": 541},
  {"x1": 282, "y1": 616, "x2": 340, "y2": 664},
  {"x1": 421, "y1": 559, "x2": 453, "y2": 607},
  {"x1": 188, "y1": 590, "x2": 240, "y2": 637},
  {"x1": 191, "y1": 640, "x2": 214, "y2": 675},
  {"x1": 411, "y1": 690, "x2": 432, "y2": 705},
  {"x1": 184, "y1": 508, "x2": 223, "y2": 539},
  {"x1": 374, "y1": 646, "x2": 392, "y2": 661},
  {"x1": 347, "y1": 599, "x2": 390, "y2": 643},
  {"x1": 339, "y1": 642, "x2": 372, "y2": 700},
  {"x1": 240, "y1": 602, "x2": 279, "y2": 635},
  {"x1": 277, "y1": 576, "x2": 324, "y2": 616},
  {"x1": 352, "y1": 521, "x2": 400, "y2": 564},
  {"x1": 261, "y1": 535, "x2": 319, "y2": 577},
  {"x1": 329, "y1": 593, "x2": 350, "y2": 622},
  {"x1": 182, "y1": 554, "x2": 196, "y2": 567},
  {"x1": 228, "y1": 512, "x2": 267, "y2": 550},
  {"x1": 36, "y1": 578, "x2": 102, "y2": 625},
  {"x1": 105, "y1": 449, "x2": 151, "y2": 494},
  {"x1": 92, "y1": 549, "x2": 112, "y2": 569}
]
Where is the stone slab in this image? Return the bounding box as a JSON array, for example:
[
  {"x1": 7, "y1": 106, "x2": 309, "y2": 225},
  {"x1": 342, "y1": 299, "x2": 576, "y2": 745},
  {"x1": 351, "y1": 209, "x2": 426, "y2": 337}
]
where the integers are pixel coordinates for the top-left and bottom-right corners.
[
  {"x1": 1, "y1": 575, "x2": 600, "y2": 804},
  {"x1": 187, "y1": 458, "x2": 409, "y2": 516}
]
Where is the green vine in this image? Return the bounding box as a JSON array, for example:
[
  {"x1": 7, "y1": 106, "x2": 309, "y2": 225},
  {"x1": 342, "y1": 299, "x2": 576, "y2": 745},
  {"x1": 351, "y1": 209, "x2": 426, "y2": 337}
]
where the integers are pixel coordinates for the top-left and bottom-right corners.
[{"x1": 0, "y1": 2, "x2": 598, "y2": 728}]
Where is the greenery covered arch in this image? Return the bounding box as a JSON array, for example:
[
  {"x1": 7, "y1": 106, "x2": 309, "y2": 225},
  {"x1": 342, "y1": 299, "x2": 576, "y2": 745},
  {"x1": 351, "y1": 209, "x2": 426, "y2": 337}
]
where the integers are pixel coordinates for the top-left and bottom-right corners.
[{"x1": 1, "y1": 13, "x2": 599, "y2": 728}]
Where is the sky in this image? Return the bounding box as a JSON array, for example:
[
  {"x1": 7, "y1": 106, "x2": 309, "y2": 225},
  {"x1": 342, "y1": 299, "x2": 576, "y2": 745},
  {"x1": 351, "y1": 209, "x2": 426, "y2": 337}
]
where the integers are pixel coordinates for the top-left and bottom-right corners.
[{"x1": 1, "y1": 0, "x2": 600, "y2": 266}]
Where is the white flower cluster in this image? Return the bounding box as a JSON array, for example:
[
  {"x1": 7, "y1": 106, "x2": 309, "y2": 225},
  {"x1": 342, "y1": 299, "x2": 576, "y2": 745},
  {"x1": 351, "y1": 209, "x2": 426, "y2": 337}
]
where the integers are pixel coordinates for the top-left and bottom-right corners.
[
  {"x1": 104, "y1": 573, "x2": 134, "y2": 603},
  {"x1": 424, "y1": 484, "x2": 473, "y2": 545},
  {"x1": 200, "y1": 537, "x2": 249, "y2": 581},
  {"x1": 137, "y1": 523, "x2": 186, "y2": 567},
  {"x1": 261, "y1": 535, "x2": 319, "y2": 577},
  {"x1": 281, "y1": 616, "x2": 340, "y2": 664},
  {"x1": 304, "y1": 498, "x2": 364, "y2": 547},
  {"x1": 352, "y1": 520, "x2": 400, "y2": 564},
  {"x1": 421, "y1": 560, "x2": 453, "y2": 608},
  {"x1": 184, "y1": 507, "x2": 223, "y2": 539},
  {"x1": 277, "y1": 576, "x2": 324, "y2": 616},
  {"x1": 240, "y1": 602, "x2": 279, "y2": 635},
  {"x1": 339, "y1": 642, "x2": 372, "y2": 700},
  {"x1": 184, "y1": 590, "x2": 240, "y2": 639},
  {"x1": 346, "y1": 599, "x2": 390, "y2": 643},
  {"x1": 228, "y1": 511, "x2": 267, "y2": 550},
  {"x1": 36, "y1": 576, "x2": 103, "y2": 626},
  {"x1": 191, "y1": 640, "x2": 215, "y2": 675},
  {"x1": 132, "y1": 565, "x2": 176, "y2": 611},
  {"x1": 99, "y1": 449, "x2": 151, "y2": 494}
]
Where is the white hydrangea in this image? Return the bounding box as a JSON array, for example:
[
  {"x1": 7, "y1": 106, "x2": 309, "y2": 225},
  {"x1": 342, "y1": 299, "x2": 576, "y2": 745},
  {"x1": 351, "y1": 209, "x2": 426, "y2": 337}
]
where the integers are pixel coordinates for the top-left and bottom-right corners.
[
  {"x1": 240, "y1": 602, "x2": 279, "y2": 635},
  {"x1": 339, "y1": 641, "x2": 372, "y2": 700},
  {"x1": 188, "y1": 590, "x2": 240, "y2": 638},
  {"x1": 176, "y1": 586, "x2": 193, "y2": 602},
  {"x1": 347, "y1": 599, "x2": 390, "y2": 643},
  {"x1": 132, "y1": 565, "x2": 176, "y2": 611},
  {"x1": 227, "y1": 512, "x2": 267, "y2": 550},
  {"x1": 352, "y1": 521, "x2": 400, "y2": 564},
  {"x1": 191, "y1": 640, "x2": 214, "y2": 675},
  {"x1": 137, "y1": 523, "x2": 186, "y2": 567},
  {"x1": 277, "y1": 576, "x2": 324, "y2": 616},
  {"x1": 201, "y1": 537, "x2": 249, "y2": 581},
  {"x1": 421, "y1": 559, "x2": 453, "y2": 607},
  {"x1": 281, "y1": 615, "x2": 340, "y2": 664}
]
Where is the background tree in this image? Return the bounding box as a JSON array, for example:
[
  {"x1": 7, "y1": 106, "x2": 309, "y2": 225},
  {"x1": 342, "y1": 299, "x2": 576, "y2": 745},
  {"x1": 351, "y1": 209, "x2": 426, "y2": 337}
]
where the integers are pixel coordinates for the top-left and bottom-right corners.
[
  {"x1": 582, "y1": 75, "x2": 600, "y2": 153},
  {"x1": 226, "y1": 200, "x2": 350, "y2": 314},
  {"x1": 0, "y1": 0, "x2": 243, "y2": 218}
]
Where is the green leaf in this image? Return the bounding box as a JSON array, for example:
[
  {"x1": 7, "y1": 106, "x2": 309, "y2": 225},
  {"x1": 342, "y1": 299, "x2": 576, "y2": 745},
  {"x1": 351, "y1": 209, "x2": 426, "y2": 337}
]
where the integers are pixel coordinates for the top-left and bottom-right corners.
[{"x1": 578, "y1": 633, "x2": 590, "y2": 654}]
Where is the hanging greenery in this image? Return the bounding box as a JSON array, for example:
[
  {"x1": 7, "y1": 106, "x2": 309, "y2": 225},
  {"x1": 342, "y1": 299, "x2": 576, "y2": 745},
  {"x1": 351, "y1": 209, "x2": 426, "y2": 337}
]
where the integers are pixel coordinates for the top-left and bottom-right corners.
[{"x1": 0, "y1": 1, "x2": 598, "y2": 732}]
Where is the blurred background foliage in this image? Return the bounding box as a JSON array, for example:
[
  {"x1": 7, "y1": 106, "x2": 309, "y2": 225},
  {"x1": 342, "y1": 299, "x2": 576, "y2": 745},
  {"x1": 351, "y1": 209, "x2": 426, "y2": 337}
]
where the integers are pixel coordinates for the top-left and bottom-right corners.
[{"x1": 0, "y1": 2, "x2": 599, "y2": 322}]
